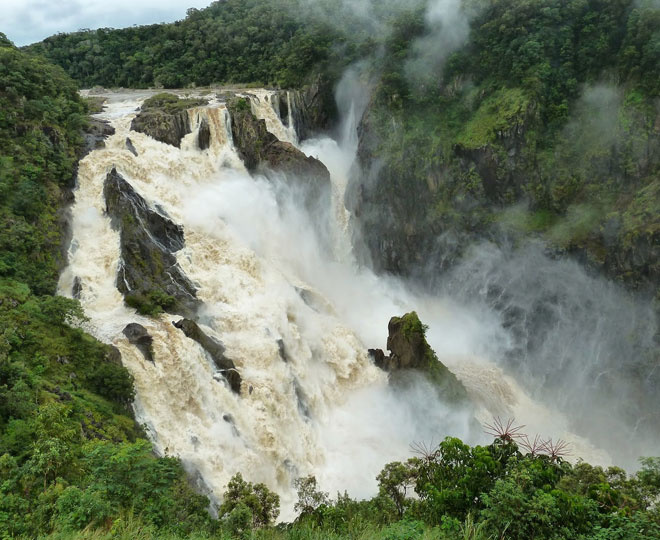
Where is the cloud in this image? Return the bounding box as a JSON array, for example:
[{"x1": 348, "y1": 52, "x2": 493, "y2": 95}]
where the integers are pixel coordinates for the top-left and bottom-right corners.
[{"x1": 0, "y1": 0, "x2": 214, "y2": 46}]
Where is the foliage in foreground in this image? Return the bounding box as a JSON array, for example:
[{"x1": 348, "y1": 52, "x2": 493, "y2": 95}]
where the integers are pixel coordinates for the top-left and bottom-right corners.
[
  {"x1": 20, "y1": 434, "x2": 660, "y2": 540},
  {"x1": 11, "y1": 433, "x2": 660, "y2": 540}
]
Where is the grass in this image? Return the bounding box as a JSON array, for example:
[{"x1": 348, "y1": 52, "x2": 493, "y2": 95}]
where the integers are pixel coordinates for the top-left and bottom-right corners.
[
  {"x1": 141, "y1": 93, "x2": 208, "y2": 114},
  {"x1": 456, "y1": 87, "x2": 531, "y2": 150}
]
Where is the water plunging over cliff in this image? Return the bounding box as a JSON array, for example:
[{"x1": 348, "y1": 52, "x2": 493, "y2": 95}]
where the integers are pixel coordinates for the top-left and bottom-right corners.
[{"x1": 60, "y1": 87, "x2": 619, "y2": 519}]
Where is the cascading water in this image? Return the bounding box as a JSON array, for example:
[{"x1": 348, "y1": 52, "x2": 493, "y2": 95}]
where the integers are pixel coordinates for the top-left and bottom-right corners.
[{"x1": 59, "y1": 85, "x2": 652, "y2": 520}]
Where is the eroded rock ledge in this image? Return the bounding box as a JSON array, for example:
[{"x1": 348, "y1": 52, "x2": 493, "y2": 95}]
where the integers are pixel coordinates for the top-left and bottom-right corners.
[{"x1": 227, "y1": 97, "x2": 331, "y2": 208}]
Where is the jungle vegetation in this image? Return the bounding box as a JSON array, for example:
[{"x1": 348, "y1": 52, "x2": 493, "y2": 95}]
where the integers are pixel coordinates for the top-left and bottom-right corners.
[{"x1": 1, "y1": 0, "x2": 659, "y2": 537}]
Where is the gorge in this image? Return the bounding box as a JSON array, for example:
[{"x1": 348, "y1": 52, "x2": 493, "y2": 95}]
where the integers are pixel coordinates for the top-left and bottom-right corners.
[
  {"x1": 1, "y1": 1, "x2": 658, "y2": 537},
  {"x1": 58, "y1": 81, "x2": 656, "y2": 519}
]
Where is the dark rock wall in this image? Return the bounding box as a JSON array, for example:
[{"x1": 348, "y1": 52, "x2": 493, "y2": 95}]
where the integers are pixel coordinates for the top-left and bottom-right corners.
[{"x1": 227, "y1": 98, "x2": 331, "y2": 212}]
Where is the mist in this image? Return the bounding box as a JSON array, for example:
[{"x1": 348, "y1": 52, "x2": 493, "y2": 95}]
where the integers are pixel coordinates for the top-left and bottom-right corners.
[{"x1": 404, "y1": 0, "x2": 473, "y2": 84}]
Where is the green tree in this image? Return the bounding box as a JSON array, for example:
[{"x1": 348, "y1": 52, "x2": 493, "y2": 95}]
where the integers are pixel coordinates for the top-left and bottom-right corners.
[{"x1": 219, "y1": 472, "x2": 280, "y2": 528}]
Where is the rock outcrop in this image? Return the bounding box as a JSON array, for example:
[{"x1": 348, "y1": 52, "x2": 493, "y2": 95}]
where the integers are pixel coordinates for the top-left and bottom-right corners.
[
  {"x1": 172, "y1": 319, "x2": 241, "y2": 394},
  {"x1": 131, "y1": 109, "x2": 189, "y2": 148},
  {"x1": 227, "y1": 98, "x2": 331, "y2": 210},
  {"x1": 130, "y1": 93, "x2": 207, "y2": 148},
  {"x1": 370, "y1": 311, "x2": 470, "y2": 404},
  {"x1": 123, "y1": 323, "x2": 154, "y2": 363},
  {"x1": 104, "y1": 167, "x2": 199, "y2": 317},
  {"x1": 81, "y1": 117, "x2": 115, "y2": 156},
  {"x1": 72, "y1": 276, "x2": 82, "y2": 299},
  {"x1": 104, "y1": 345, "x2": 123, "y2": 366}
]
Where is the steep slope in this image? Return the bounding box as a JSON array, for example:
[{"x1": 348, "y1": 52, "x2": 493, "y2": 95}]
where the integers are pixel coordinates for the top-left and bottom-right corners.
[{"x1": 0, "y1": 36, "x2": 212, "y2": 539}]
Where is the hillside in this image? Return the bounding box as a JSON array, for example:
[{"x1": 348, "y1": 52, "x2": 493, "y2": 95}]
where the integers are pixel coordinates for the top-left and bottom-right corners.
[
  {"x1": 0, "y1": 34, "x2": 213, "y2": 538},
  {"x1": 25, "y1": 0, "x2": 350, "y2": 89}
]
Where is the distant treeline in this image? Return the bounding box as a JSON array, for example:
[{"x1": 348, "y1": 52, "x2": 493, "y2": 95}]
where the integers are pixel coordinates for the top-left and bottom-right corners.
[{"x1": 25, "y1": 0, "x2": 362, "y2": 89}]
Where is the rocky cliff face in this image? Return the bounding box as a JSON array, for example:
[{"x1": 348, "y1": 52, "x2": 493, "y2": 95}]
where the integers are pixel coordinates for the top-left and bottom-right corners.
[
  {"x1": 370, "y1": 311, "x2": 470, "y2": 405},
  {"x1": 131, "y1": 109, "x2": 190, "y2": 148},
  {"x1": 278, "y1": 75, "x2": 338, "y2": 140},
  {"x1": 350, "y1": 90, "x2": 659, "y2": 296},
  {"x1": 82, "y1": 118, "x2": 115, "y2": 156},
  {"x1": 104, "y1": 167, "x2": 200, "y2": 317}
]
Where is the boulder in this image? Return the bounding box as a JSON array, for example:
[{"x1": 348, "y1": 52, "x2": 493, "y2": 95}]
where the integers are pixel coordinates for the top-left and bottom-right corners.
[
  {"x1": 372, "y1": 311, "x2": 470, "y2": 404},
  {"x1": 104, "y1": 167, "x2": 199, "y2": 317},
  {"x1": 81, "y1": 117, "x2": 115, "y2": 156},
  {"x1": 123, "y1": 323, "x2": 154, "y2": 363},
  {"x1": 172, "y1": 319, "x2": 241, "y2": 394}
]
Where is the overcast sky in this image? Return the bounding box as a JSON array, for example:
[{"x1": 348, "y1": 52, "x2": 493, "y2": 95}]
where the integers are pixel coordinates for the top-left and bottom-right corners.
[{"x1": 0, "y1": 0, "x2": 215, "y2": 46}]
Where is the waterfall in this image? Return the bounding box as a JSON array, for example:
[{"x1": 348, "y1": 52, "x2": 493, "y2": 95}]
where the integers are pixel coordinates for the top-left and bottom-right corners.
[
  {"x1": 59, "y1": 86, "x2": 649, "y2": 520},
  {"x1": 247, "y1": 89, "x2": 298, "y2": 145}
]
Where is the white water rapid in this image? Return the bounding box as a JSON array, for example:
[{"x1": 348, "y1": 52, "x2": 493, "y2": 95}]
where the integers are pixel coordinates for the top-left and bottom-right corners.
[{"x1": 60, "y1": 86, "x2": 615, "y2": 520}]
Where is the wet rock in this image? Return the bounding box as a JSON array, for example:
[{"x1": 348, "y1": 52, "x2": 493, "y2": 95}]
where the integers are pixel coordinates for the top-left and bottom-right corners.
[
  {"x1": 227, "y1": 97, "x2": 331, "y2": 210},
  {"x1": 374, "y1": 311, "x2": 470, "y2": 404},
  {"x1": 277, "y1": 92, "x2": 290, "y2": 126},
  {"x1": 283, "y1": 75, "x2": 337, "y2": 140},
  {"x1": 125, "y1": 137, "x2": 138, "y2": 156},
  {"x1": 104, "y1": 345, "x2": 123, "y2": 366},
  {"x1": 131, "y1": 109, "x2": 190, "y2": 148},
  {"x1": 198, "y1": 118, "x2": 211, "y2": 150},
  {"x1": 104, "y1": 167, "x2": 200, "y2": 317},
  {"x1": 123, "y1": 323, "x2": 154, "y2": 363},
  {"x1": 368, "y1": 348, "x2": 387, "y2": 370},
  {"x1": 295, "y1": 286, "x2": 332, "y2": 314},
  {"x1": 130, "y1": 93, "x2": 207, "y2": 148},
  {"x1": 293, "y1": 379, "x2": 311, "y2": 419},
  {"x1": 72, "y1": 276, "x2": 82, "y2": 299},
  {"x1": 223, "y1": 413, "x2": 241, "y2": 437},
  {"x1": 277, "y1": 339, "x2": 289, "y2": 362},
  {"x1": 81, "y1": 117, "x2": 115, "y2": 157},
  {"x1": 172, "y1": 318, "x2": 241, "y2": 394}
]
